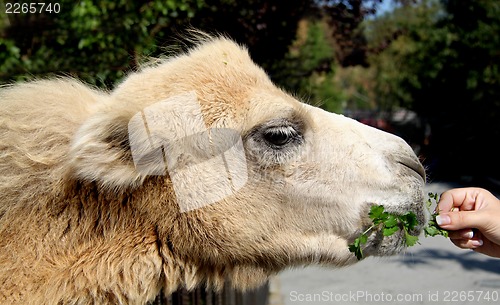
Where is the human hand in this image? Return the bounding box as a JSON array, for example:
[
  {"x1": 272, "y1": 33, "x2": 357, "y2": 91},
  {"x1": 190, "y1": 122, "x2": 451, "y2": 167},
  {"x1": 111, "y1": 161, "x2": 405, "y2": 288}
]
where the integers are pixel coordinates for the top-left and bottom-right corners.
[{"x1": 437, "y1": 187, "x2": 500, "y2": 258}]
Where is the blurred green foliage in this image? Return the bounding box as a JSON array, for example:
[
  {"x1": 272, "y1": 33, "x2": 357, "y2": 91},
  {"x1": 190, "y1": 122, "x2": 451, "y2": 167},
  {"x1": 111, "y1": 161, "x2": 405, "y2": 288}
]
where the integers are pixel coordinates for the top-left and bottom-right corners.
[
  {"x1": 0, "y1": 0, "x2": 310, "y2": 88},
  {"x1": 0, "y1": 0, "x2": 205, "y2": 87},
  {"x1": 364, "y1": 0, "x2": 500, "y2": 181},
  {"x1": 272, "y1": 19, "x2": 345, "y2": 112}
]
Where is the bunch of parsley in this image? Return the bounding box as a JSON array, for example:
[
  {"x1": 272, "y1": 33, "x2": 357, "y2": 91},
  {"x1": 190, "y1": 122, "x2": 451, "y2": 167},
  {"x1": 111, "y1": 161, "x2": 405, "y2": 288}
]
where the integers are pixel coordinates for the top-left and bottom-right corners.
[
  {"x1": 348, "y1": 193, "x2": 448, "y2": 260},
  {"x1": 423, "y1": 192, "x2": 449, "y2": 238}
]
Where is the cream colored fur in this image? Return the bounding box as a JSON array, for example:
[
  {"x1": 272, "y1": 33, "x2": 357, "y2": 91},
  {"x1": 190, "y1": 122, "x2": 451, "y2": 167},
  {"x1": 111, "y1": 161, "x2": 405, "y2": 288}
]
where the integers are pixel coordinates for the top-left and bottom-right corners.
[{"x1": 0, "y1": 35, "x2": 426, "y2": 305}]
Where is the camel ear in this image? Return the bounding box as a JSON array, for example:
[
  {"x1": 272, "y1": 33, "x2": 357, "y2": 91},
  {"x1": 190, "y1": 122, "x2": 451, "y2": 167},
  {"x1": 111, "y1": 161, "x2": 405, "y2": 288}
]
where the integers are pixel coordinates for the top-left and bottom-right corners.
[
  {"x1": 68, "y1": 91, "x2": 248, "y2": 206},
  {"x1": 68, "y1": 92, "x2": 200, "y2": 190},
  {"x1": 68, "y1": 107, "x2": 143, "y2": 190}
]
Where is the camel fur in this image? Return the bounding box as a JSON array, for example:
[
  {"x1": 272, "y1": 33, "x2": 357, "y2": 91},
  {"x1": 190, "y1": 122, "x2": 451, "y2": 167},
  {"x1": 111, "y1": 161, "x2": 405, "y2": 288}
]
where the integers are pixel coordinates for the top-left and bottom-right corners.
[{"x1": 0, "y1": 35, "x2": 426, "y2": 304}]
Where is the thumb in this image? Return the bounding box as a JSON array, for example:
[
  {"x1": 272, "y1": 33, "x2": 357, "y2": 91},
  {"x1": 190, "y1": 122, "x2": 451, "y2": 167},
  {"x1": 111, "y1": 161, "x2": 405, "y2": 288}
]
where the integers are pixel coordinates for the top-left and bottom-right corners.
[{"x1": 436, "y1": 210, "x2": 486, "y2": 231}]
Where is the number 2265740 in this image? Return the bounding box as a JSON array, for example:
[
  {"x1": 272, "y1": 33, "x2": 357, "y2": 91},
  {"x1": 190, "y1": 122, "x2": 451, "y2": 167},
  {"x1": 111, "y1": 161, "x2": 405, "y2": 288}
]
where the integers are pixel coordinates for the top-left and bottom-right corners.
[{"x1": 5, "y1": 3, "x2": 61, "y2": 14}]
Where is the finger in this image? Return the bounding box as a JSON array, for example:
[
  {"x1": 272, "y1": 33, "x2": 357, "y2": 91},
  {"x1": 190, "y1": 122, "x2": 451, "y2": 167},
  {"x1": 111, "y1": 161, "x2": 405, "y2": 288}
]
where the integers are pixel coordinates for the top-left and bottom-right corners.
[
  {"x1": 438, "y1": 188, "x2": 483, "y2": 213},
  {"x1": 436, "y1": 210, "x2": 485, "y2": 231},
  {"x1": 450, "y1": 237, "x2": 483, "y2": 249},
  {"x1": 447, "y1": 229, "x2": 474, "y2": 240},
  {"x1": 472, "y1": 239, "x2": 500, "y2": 258}
]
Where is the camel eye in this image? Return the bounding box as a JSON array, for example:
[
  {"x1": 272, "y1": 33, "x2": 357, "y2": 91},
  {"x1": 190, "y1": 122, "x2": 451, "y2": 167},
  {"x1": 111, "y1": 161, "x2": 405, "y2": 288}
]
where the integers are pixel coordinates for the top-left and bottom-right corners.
[
  {"x1": 263, "y1": 126, "x2": 298, "y2": 148},
  {"x1": 245, "y1": 119, "x2": 304, "y2": 164}
]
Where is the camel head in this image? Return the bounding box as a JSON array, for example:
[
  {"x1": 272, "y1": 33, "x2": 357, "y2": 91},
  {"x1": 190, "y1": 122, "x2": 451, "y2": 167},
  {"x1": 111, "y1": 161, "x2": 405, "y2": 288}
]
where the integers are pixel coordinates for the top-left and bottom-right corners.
[{"x1": 70, "y1": 35, "x2": 426, "y2": 290}]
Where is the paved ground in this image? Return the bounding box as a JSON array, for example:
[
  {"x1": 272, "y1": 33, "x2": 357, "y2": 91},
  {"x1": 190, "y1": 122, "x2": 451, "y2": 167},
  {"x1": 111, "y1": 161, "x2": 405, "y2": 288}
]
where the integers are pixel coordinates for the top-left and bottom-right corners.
[{"x1": 270, "y1": 182, "x2": 500, "y2": 305}]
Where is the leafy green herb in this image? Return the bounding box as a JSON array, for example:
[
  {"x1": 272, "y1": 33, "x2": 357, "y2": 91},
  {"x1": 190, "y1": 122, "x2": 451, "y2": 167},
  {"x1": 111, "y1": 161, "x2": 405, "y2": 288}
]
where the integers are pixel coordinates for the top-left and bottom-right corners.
[
  {"x1": 348, "y1": 205, "x2": 419, "y2": 260},
  {"x1": 424, "y1": 192, "x2": 449, "y2": 238},
  {"x1": 348, "y1": 193, "x2": 449, "y2": 260}
]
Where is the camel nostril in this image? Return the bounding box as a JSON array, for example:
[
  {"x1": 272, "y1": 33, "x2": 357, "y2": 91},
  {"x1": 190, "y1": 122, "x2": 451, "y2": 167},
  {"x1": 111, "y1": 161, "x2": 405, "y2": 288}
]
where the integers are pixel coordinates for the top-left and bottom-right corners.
[{"x1": 398, "y1": 156, "x2": 426, "y2": 183}]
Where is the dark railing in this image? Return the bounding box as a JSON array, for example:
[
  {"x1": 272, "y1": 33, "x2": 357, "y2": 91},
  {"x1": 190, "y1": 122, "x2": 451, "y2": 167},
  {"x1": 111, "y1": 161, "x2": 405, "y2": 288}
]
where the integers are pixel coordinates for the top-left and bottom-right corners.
[{"x1": 148, "y1": 282, "x2": 269, "y2": 305}]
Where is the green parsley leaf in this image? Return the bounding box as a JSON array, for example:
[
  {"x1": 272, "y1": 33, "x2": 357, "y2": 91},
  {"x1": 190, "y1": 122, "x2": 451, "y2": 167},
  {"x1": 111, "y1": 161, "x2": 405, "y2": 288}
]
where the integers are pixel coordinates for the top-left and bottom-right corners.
[
  {"x1": 384, "y1": 215, "x2": 398, "y2": 228},
  {"x1": 349, "y1": 193, "x2": 451, "y2": 260},
  {"x1": 348, "y1": 233, "x2": 368, "y2": 260},
  {"x1": 401, "y1": 212, "x2": 418, "y2": 230},
  {"x1": 383, "y1": 226, "x2": 400, "y2": 236},
  {"x1": 423, "y1": 193, "x2": 450, "y2": 238},
  {"x1": 405, "y1": 230, "x2": 420, "y2": 246},
  {"x1": 348, "y1": 205, "x2": 420, "y2": 260}
]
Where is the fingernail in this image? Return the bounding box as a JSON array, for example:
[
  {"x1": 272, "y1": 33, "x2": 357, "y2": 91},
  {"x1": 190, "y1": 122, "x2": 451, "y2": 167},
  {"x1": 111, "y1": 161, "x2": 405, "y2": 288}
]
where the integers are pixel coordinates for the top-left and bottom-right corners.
[
  {"x1": 463, "y1": 230, "x2": 474, "y2": 239},
  {"x1": 436, "y1": 214, "x2": 451, "y2": 226},
  {"x1": 471, "y1": 239, "x2": 483, "y2": 247}
]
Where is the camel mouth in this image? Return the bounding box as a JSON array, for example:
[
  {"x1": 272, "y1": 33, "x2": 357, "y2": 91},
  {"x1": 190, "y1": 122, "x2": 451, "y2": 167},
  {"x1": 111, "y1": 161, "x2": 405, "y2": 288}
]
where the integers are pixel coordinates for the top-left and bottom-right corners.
[
  {"x1": 368, "y1": 206, "x2": 425, "y2": 257},
  {"x1": 357, "y1": 222, "x2": 420, "y2": 258},
  {"x1": 353, "y1": 189, "x2": 426, "y2": 259}
]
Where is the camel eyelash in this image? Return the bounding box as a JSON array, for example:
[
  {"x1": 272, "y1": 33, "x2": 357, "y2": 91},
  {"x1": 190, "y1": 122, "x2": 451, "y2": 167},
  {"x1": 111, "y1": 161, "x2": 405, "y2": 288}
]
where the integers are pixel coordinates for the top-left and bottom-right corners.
[
  {"x1": 243, "y1": 119, "x2": 305, "y2": 165},
  {"x1": 262, "y1": 125, "x2": 302, "y2": 149},
  {"x1": 247, "y1": 118, "x2": 304, "y2": 147}
]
